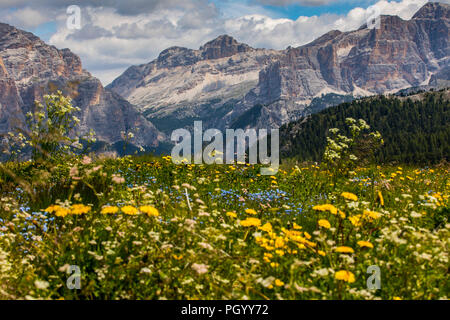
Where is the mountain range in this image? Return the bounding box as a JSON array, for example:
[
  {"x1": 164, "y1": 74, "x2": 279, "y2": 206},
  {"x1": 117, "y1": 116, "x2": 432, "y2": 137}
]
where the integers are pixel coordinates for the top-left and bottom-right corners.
[
  {"x1": 0, "y1": 2, "x2": 449, "y2": 154},
  {"x1": 108, "y1": 2, "x2": 450, "y2": 134}
]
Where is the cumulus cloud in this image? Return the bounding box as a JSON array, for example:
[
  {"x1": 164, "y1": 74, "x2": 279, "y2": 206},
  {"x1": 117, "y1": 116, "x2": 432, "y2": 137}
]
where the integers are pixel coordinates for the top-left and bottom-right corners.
[
  {"x1": 3, "y1": 0, "x2": 444, "y2": 85},
  {"x1": 0, "y1": 7, "x2": 52, "y2": 29}
]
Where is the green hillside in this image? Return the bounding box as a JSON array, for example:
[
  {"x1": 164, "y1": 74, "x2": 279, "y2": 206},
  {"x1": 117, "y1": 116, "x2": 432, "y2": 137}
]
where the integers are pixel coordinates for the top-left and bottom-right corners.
[{"x1": 280, "y1": 89, "x2": 450, "y2": 164}]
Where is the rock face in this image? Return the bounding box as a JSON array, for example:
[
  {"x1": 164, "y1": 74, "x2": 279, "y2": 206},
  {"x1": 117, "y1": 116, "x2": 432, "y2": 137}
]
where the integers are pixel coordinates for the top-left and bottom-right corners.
[
  {"x1": 0, "y1": 23, "x2": 163, "y2": 153},
  {"x1": 109, "y1": 2, "x2": 450, "y2": 133}
]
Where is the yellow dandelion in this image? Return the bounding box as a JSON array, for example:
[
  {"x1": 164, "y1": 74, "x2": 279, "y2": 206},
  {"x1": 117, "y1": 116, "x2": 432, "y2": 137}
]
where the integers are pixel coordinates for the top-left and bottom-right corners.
[
  {"x1": 293, "y1": 222, "x2": 302, "y2": 230},
  {"x1": 348, "y1": 214, "x2": 363, "y2": 227},
  {"x1": 274, "y1": 279, "x2": 284, "y2": 287},
  {"x1": 357, "y1": 241, "x2": 374, "y2": 249},
  {"x1": 101, "y1": 206, "x2": 119, "y2": 215},
  {"x1": 378, "y1": 191, "x2": 384, "y2": 206},
  {"x1": 121, "y1": 205, "x2": 138, "y2": 215},
  {"x1": 335, "y1": 246, "x2": 354, "y2": 253},
  {"x1": 140, "y1": 205, "x2": 159, "y2": 217},
  {"x1": 70, "y1": 204, "x2": 91, "y2": 215},
  {"x1": 313, "y1": 204, "x2": 338, "y2": 215},
  {"x1": 317, "y1": 250, "x2": 326, "y2": 256},
  {"x1": 245, "y1": 208, "x2": 257, "y2": 215},
  {"x1": 363, "y1": 210, "x2": 381, "y2": 220},
  {"x1": 318, "y1": 219, "x2": 331, "y2": 229},
  {"x1": 341, "y1": 192, "x2": 358, "y2": 201},
  {"x1": 226, "y1": 211, "x2": 237, "y2": 218},
  {"x1": 259, "y1": 222, "x2": 273, "y2": 233},
  {"x1": 335, "y1": 270, "x2": 355, "y2": 283},
  {"x1": 240, "y1": 217, "x2": 261, "y2": 227}
]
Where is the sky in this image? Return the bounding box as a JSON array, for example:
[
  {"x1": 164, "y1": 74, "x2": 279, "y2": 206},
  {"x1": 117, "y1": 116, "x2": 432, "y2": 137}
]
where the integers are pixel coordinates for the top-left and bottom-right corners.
[{"x1": 0, "y1": 0, "x2": 448, "y2": 85}]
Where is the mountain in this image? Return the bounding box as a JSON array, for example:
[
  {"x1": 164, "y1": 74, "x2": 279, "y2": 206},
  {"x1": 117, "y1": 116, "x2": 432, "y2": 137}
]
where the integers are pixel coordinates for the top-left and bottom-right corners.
[
  {"x1": 279, "y1": 88, "x2": 450, "y2": 164},
  {"x1": 108, "y1": 2, "x2": 450, "y2": 134},
  {"x1": 0, "y1": 23, "x2": 164, "y2": 154}
]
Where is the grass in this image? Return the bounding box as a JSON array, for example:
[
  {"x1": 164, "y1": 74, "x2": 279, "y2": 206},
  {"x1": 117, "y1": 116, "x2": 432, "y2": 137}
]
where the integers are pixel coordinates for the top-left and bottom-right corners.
[{"x1": 0, "y1": 155, "x2": 448, "y2": 300}]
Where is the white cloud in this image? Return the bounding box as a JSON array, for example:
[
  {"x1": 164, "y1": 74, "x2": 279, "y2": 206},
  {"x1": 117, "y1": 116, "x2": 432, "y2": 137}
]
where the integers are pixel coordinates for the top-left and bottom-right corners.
[{"x1": 0, "y1": 7, "x2": 52, "y2": 29}]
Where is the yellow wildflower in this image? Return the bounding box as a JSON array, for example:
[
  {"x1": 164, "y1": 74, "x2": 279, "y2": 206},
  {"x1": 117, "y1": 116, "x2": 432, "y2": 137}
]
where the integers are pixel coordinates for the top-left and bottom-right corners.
[
  {"x1": 70, "y1": 204, "x2": 91, "y2": 215},
  {"x1": 341, "y1": 192, "x2": 358, "y2": 201},
  {"x1": 293, "y1": 222, "x2": 302, "y2": 230},
  {"x1": 226, "y1": 211, "x2": 237, "y2": 218},
  {"x1": 101, "y1": 206, "x2": 119, "y2": 215},
  {"x1": 335, "y1": 246, "x2": 354, "y2": 253},
  {"x1": 140, "y1": 205, "x2": 159, "y2": 217},
  {"x1": 245, "y1": 208, "x2": 257, "y2": 215},
  {"x1": 121, "y1": 205, "x2": 138, "y2": 215},
  {"x1": 274, "y1": 279, "x2": 284, "y2": 287},
  {"x1": 363, "y1": 210, "x2": 381, "y2": 220},
  {"x1": 313, "y1": 204, "x2": 338, "y2": 215},
  {"x1": 46, "y1": 205, "x2": 70, "y2": 218},
  {"x1": 318, "y1": 219, "x2": 331, "y2": 229},
  {"x1": 348, "y1": 214, "x2": 363, "y2": 227},
  {"x1": 378, "y1": 191, "x2": 384, "y2": 206},
  {"x1": 259, "y1": 222, "x2": 273, "y2": 233},
  {"x1": 335, "y1": 270, "x2": 355, "y2": 283},
  {"x1": 317, "y1": 250, "x2": 326, "y2": 256},
  {"x1": 357, "y1": 241, "x2": 374, "y2": 249},
  {"x1": 240, "y1": 217, "x2": 261, "y2": 227}
]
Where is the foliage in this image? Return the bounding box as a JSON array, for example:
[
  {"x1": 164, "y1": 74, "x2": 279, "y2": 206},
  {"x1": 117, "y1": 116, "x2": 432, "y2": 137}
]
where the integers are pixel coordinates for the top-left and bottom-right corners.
[
  {"x1": 280, "y1": 90, "x2": 450, "y2": 164},
  {"x1": 0, "y1": 155, "x2": 448, "y2": 300}
]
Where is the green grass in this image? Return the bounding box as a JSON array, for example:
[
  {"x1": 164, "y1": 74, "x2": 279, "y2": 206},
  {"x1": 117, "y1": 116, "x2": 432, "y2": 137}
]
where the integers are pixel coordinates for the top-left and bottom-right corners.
[{"x1": 0, "y1": 155, "x2": 448, "y2": 300}]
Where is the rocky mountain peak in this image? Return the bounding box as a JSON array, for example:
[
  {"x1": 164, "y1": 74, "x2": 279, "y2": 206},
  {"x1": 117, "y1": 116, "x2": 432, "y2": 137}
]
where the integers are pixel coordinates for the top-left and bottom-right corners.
[
  {"x1": 0, "y1": 24, "x2": 163, "y2": 153},
  {"x1": 412, "y1": 2, "x2": 450, "y2": 20},
  {"x1": 200, "y1": 34, "x2": 253, "y2": 60}
]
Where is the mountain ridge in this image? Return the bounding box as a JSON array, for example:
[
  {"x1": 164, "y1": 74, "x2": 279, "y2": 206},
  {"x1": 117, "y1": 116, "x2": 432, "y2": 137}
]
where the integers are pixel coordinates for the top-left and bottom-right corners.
[
  {"x1": 0, "y1": 22, "x2": 164, "y2": 155},
  {"x1": 108, "y1": 2, "x2": 450, "y2": 134}
]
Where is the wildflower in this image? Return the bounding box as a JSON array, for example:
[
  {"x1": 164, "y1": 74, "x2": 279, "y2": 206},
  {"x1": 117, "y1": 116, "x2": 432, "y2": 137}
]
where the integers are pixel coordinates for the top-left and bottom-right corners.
[
  {"x1": 363, "y1": 210, "x2": 381, "y2": 220},
  {"x1": 191, "y1": 263, "x2": 209, "y2": 275},
  {"x1": 335, "y1": 246, "x2": 354, "y2": 253},
  {"x1": 111, "y1": 174, "x2": 125, "y2": 184},
  {"x1": 259, "y1": 223, "x2": 273, "y2": 233},
  {"x1": 173, "y1": 254, "x2": 183, "y2": 260},
  {"x1": 318, "y1": 219, "x2": 331, "y2": 229},
  {"x1": 226, "y1": 211, "x2": 237, "y2": 218},
  {"x1": 240, "y1": 218, "x2": 261, "y2": 227},
  {"x1": 348, "y1": 214, "x2": 363, "y2": 227},
  {"x1": 293, "y1": 222, "x2": 302, "y2": 230},
  {"x1": 378, "y1": 191, "x2": 384, "y2": 206},
  {"x1": 34, "y1": 280, "x2": 50, "y2": 290},
  {"x1": 70, "y1": 204, "x2": 91, "y2": 215},
  {"x1": 334, "y1": 270, "x2": 355, "y2": 283},
  {"x1": 304, "y1": 231, "x2": 312, "y2": 239},
  {"x1": 313, "y1": 204, "x2": 338, "y2": 215},
  {"x1": 357, "y1": 241, "x2": 373, "y2": 249},
  {"x1": 317, "y1": 250, "x2": 326, "y2": 256},
  {"x1": 140, "y1": 205, "x2": 159, "y2": 217},
  {"x1": 341, "y1": 192, "x2": 358, "y2": 201},
  {"x1": 46, "y1": 205, "x2": 70, "y2": 218},
  {"x1": 274, "y1": 279, "x2": 284, "y2": 287},
  {"x1": 121, "y1": 205, "x2": 138, "y2": 215},
  {"x1": 393, "y1": 297, "x2": 402, "y2": 300},
  {"x1": 101, "y1": 206, "x2": 119, "y2": 215},
  {"x1": 245, "y1": 209, "x2": 257, "y2": 215}
]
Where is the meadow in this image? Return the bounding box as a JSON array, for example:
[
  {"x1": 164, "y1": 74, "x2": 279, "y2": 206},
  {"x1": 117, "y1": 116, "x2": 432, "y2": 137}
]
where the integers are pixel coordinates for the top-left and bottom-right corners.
[
  {"x1": 0, "y1": 155, "x2": 448, "y2": 300},
  {"x1": 0, "y1": 93, "x2": 448, "y2": 300}
]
